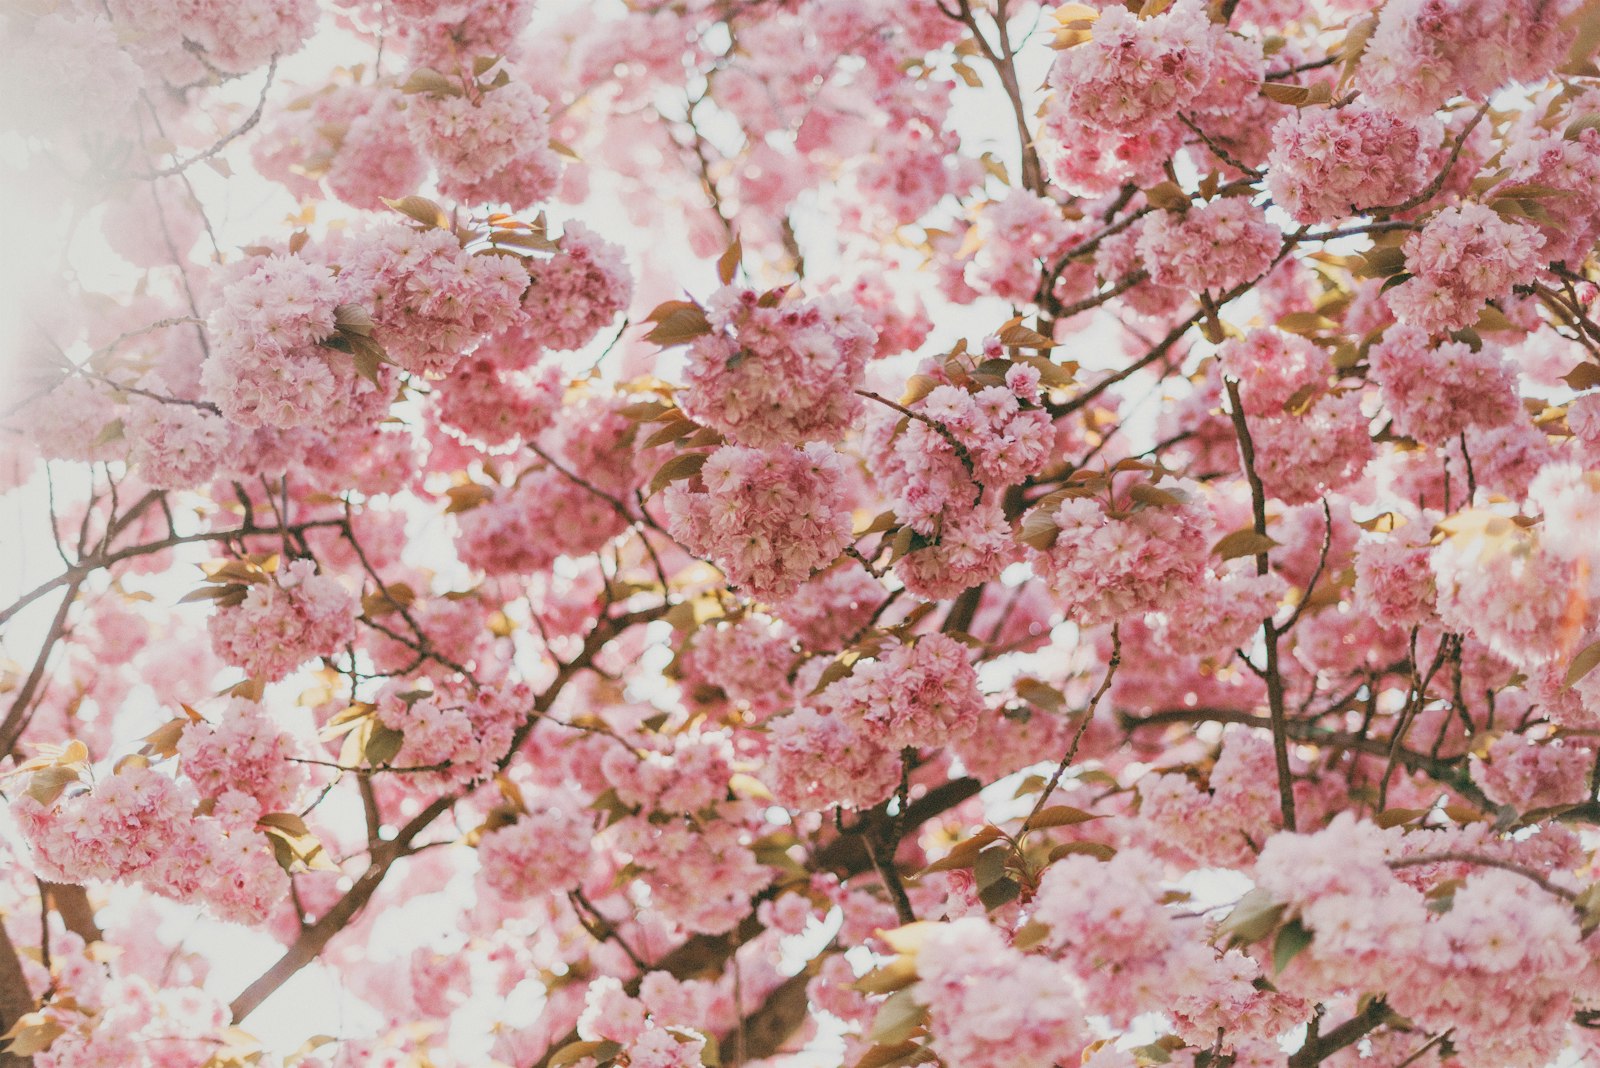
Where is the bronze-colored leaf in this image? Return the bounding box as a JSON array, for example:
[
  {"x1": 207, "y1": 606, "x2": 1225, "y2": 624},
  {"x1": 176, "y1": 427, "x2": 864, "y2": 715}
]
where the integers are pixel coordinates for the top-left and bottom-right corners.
[
  {"x1": 1212, "y1": 528, "x2": 1280, "y2": 560},
  {"x1": 647, "y1": 451, "x2": 709, "y2": 496},
  {"x1": 644, "y1": 303, "x2": 712, "y2": 346},
  {"x1": 380, "y1": 195, "x2": 449, "y2": 229}
]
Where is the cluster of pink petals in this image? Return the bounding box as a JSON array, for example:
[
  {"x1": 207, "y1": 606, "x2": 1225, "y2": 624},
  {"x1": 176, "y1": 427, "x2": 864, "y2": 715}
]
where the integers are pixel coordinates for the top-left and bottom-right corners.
[
  {"x1": 816, "y1": 633, "x2": 986, "y2": 751},
  {"x1": 1265, "y1": 105, "x2": 1440, "y2": 223},
  {"x1": 520, "y1": 223, "x2": 634, "y2": 351},
  {"x1": 1031, "y1": 485, "x2": 1211, "y2": 626},
  {"x1": 175, "y1": 699, "x2": 306, "y2": 816},
  {"x1": 680, "y1": 617, "x2": 796, "y2": 721},
  {"x1": 1388, "y1": 204, "x2": 1546, "y2": 332},
  {"x1": 201, "y1": 255, "x2": 350, "y2": 429},
  {"x1": 336, "y1": 222, "x2": 526, "y2": 376},
  {"x1": 476, "y1": 794, "x2": 593, "y2": 899},
  {"x1": 892, "y1": 502, "x2": 1019, "y2": 601},
  {"x1": 456, "y1": 467, "x2": 628, "y2": 576},
  {"x1": 1359, "y1": 0, "x2": 1581, "y2": 116},
  {"x1": 374, "y1": 681, "x2": 528, "y2": 786},
  {"x1": 1432, "y1": 522, "x2": 1582, "y2": 669},
  {"x1": 763, "y1": 704, "x2": 902, "y2": 811},
  {"x1": 770, "y1": 565, "x2": 885, "y2": 651},
  {"x1": 662, "y1": 443, "x2": 854, "y2": 600},
  {"x1": 1255, "y1": 815, "x2": 1599, "y2": 1067},
  {"x1": 124, "y1": 383, "x2": 234, "y2": 490},
  {"x1": 1154, "y1": 564, "x2": 1285, "y2": 657},
  {"x1": 12, "y1": 765, "x2": 187, "y2": 883},
  {"x1": 1353, "y1": 522, "x2": 1438, "y2": 629},
  {"x1": 1137, "y1": 731, "x2": 1285, "y2": 866},
  {"x1": 207, "y1": 559, "x2": 358, "y2": 683},
  {"x1": 253, "y1": 85, "x2": 426, "y2": 211},
  {"x1": 1047, "y1": 0, "x2": 1229, "y2": 133},
  {"x1": 405, "y1": 77, "x2": 564, "y2": 210},
  {"x1": 1368, "y1": 325, "x2": 1521, "y2": 445},
  {"x1": 105, "y1": 0, "x2": 317, "y2": 80},
  {"x1": 1035, "y1": 849, "x2": 1308, "y2": 1053},
  {"x1": 1472, "y1": 733, "x2": 1592, "y2": 811},
  {"x1": 607, "y1": 805, "x2": 772, "y2": 934},
  {"x1": 680, "y1": 286, "x2": 877, "y2": 448},
  {"x1": 915, "y1": 918, "x2": 1084, "y2": 1068},
  {"x1": 1136, "y1": 197, "x2": 1280, "y2": 296},
  {"x1": 431, "y1": 355, "x2": 564, "y2": 448},
  {"x1": 1247, "y1": 390, "x2": 1374, "y2": 504}
]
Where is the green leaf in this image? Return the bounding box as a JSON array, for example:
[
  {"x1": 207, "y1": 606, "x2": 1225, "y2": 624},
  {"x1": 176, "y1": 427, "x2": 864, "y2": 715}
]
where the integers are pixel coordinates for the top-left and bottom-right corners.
[
  {"x1": 364, "y1": 722, "x2": 404, "y2": 766},
  {"x1": 868, "y1": 988, "x2": 929, "y2": 1045},
  {"x1": 1273, "y1": 918, "x2": 1313, "y2": 974},
  {"x1": 1217, "y1": 887, "x2": 1286, "y2": 948}
]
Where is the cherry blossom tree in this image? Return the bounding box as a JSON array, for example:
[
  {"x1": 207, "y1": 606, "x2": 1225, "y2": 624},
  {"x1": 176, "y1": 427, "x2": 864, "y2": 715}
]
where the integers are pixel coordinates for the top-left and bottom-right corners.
[{"x1": 6, "y1": 0, "x2": 1600, "y2": 1066}]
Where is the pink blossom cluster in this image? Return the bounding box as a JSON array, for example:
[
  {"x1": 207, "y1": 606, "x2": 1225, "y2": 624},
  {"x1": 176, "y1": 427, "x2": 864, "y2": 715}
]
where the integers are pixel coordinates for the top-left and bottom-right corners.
[
  {"x1": 1472, "y1": 733, "x2": 1592, "y2": 811},
  {"x1": 607, "y1": 806, "x2": 772, "y2": 934},
  {"x1": 1137, "y1": 731, "x2": 1285, "y2": 866},
  {"x1": 105, "y1": 0, "x2": 317, "y2": 80},
  {"x1": 1353, "y1": 522, "x2": 1438, "y2": 629},
  {"x1": 1388, "y1": 204, "x2": 1546, "y2": 332},
  {"x1": 1528, "y1": 463, "x2": 1600, "y2": 573},
  {"x1": 394, "y1": 0, "x2": 537, "y2": 71},
  {"x1": 12, "y1": 377, "x2": 124, "y2": 465},
  {"x1": 1255, "y1": 816, "x2": 1598, "y2": 1067},
  {"x1": 764, "y1": 704, "x2": 903, "y2": 811},
  {"x1": 476, "y1": 794, "x2": 593, "y2": 899},
  {"x1": 1367, "y1": 325, "x2": 1520, "y2": 445},
  {"x1": 1432, "y1": 523, "x2": 1584, "y2": 668},
  {"x1": 1, "y1": 13, "x2": 144, "y2": 139},
  {"x1": 201, "y1": 255, "x2": 351, "y2": 429},
  {"x1": 1359, "y1": 0, "x2": 1581, "y2": 116},
  {"x1": 1136, "y1": 198, "x2": 1280, "y2": 296},
  {"x1": 661, "y1": 443, "x2": 854, "y2": 600},
  {"x1": 891, "y1": 502, "x2": 1018, "y2": 601},
  {"x1": 968, "y1": 190, "x2": 1075, "y2": 303},
  {"x1": 336, "y1": 222, "x2": 526, "y2": 376},
  {"x1": 253, "y1": 85, "x2": 426, "y2": 210},
  {"x1": 864, "y1": 364, "x2": 1050, "y2": 598},
  {"x1": 405, "y1": 77, "x2": 564, "y2": 210},
  {"x1": 914, "y1": 918, "x2": 1084, "y2": 1068},
  {"x1": 1155, "y1": 564, "x2": 1285, "y2": 658},
  {"x1": 374, "y1": 682, "x2": 527, "y2": 786},
  {"x1": 124, "y1": 384, "x2": 234, "y2": 490},
  {"x1": 431, "y1": 355, "x2": 564, "y2": 448},
  {"x1": 1209, "y1": 329, "x2": 1376, "y2": 502},
  {"x1": 770, "y1": 565, "x2": 885, "y2": 651},
  {"x1": 680, "y1": 617, "x2": 796, "y2": 721},
  {"x1": 455, "y1": 467, "x2": 629, "y2": 576},
  {"x1": 142, "y1": 816, "x2": 292, "y2": 925},
  {"x1": 1246, "y1": 390, "x2": 1374, "y2": 504},
  {"x1": 1030, "y1": 484, "x2": 1211, "y2": 626},
  {"x1": 1265, "y1": 106, "x2": 1440, "y2": 223},
  {"x1": 207, "y1": 559, "x2": 357, "y2": 682},
  {"x1": 1046, "y1": 0, "x2": 1231, "y2": 133},
  {"x1": 11, "y1": 764, "x2": 187, "y2": 883},
  {"x1": 812, "y1": 633, "x2": 986, "y2": 751},
  {"x1": 680, "y1": 287, "x2": 877, "y2": 448},
  {"x1": 1498, "y1": 122, "x2": 1600, "y2": 267},
  {"x1": 600, "y1": 736, "x2": 735, "y2": 816},
  {"x1": 520, "y1": 223, "x2": 634, "y2": 351},
  {"x1": 175, "y1": 699, "x2": 307, "y2": 816},
  {"x1": 869, "y1": 366, "x2": 1054, "y2": 535},
  {"x1": 1034, "y1": 849, "x2": 1306, "y2": 1053},
  {"x1": 576, "y1": 976, "x2": 709, "y2": 1068}
]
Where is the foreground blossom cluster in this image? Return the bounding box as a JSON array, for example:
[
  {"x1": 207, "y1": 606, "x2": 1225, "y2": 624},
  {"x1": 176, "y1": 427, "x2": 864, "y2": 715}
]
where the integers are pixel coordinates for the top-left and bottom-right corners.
[{"x1": 7, "y1": 0, "x2": 1600, "y2": 1066}]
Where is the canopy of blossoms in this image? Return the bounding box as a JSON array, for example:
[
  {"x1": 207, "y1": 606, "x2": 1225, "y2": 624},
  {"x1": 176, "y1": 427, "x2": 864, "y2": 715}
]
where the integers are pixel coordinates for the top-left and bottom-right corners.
[{"x1": 5, "y1": 0, "x2": 1600, "y2": 1066}]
